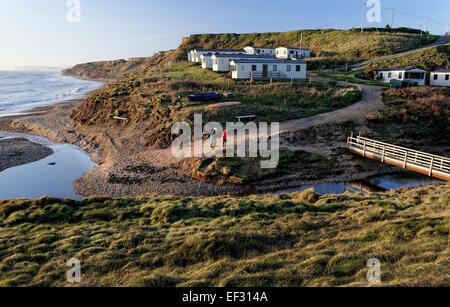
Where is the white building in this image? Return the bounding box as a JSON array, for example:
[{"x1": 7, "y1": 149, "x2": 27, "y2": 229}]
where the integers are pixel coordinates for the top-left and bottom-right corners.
[
  {"x1": 430, "y1": 69, "x2": 450, "y2": 87},
  {"x1": 276, "y1": 47, "x2": 311, "y2": 59},
  {"x1": 211, "y1": 54, "x2": 275, "y2": 72},
  {"x1": 200, "y1": 53, "x2": 214, "y2": 69},
  {"x1": 230, "y1": 59, "x2": 307, "y2": 80},
  {"x1": 244, "y1": 46, "x2": 276, "y2": 56},
  {"x1": 377, "y1": 68, "x2": 427, "y2": 86},
  {"x1": 189, "y1": 49, "x2": 246, "y2": 63}
]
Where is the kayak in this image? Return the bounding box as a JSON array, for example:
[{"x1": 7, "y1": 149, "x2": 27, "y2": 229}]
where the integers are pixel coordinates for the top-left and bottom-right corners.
[
  {"x1": 188, "y1": 93, "x2": 221, "y2": 102},
  {"x1": 208, "y1": 101, "x2": 242, "y2": 108}
]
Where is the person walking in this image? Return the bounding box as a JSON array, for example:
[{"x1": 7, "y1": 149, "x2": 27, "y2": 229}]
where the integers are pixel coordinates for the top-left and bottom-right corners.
[
  {"x1": 210, "y1": 128, "x2": 217, "y2": 149},
  {"x1": 222, "y1": 129, "x2": 227, "y2": 147}
]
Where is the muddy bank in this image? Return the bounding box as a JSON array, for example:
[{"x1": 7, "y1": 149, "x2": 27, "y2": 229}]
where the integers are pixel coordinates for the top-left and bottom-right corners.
[{"x1": 0, "y1": 137, "x2": 53, "y2": 172}]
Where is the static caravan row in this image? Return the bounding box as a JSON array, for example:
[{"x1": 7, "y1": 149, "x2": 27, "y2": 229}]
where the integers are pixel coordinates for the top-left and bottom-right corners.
[
  {"x1": 230, "y1": 59, "x2": 307, "y2": 80},
  {"x1": 188, "y1": 49, "x2": 246, "y2": 63},
  {"x1": 212, "y1": 54, "x2": 275, "y2": 72}
]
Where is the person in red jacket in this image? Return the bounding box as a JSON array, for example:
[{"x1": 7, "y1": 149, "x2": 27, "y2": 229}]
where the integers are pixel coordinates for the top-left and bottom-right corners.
[{"x1": 222, "y1": 129, "x2": 227, "y2": 147}]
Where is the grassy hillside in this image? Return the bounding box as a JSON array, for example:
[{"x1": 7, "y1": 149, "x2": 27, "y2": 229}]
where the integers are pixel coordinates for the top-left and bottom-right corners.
[
  {"x1": 71, "y1": 62, "x2": 360, "y2": 148},
  {"x1": 63, "y1": 28, "x2": 438, "y2": 80},
  {"x1": 0, "y1": 184, "x2": 448, "y2": 287},
  {"x1": 366, "y1": 86, "x2": 450, "y2": 155},
  {"x1": 362, "y1": 43, "x2": 450, "y2": 77},
  {"x1": 180, "y1": 28, "x2": 437, "y2": 61}
]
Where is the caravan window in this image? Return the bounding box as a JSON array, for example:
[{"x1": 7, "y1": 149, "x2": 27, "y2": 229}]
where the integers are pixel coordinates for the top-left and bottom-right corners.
[
  {"x1": 388, "y1": 72, "x2": 392, "y2": 78},
  {"x1": 273, "y1": 65, "x2": 278, "y2": 72},
  {"x1": 398, "y1": 73, "x2": 403, "y2": 79},
  {"x1": 252, "y1": 65, "x2": 257, "y2": 71},
  {"x1": 446, "y1": 74, "x2": 449, "y2": 81},
  {"x1": 287, "y1": 65, "x2": 291, "y2": 72},
  {"x1": 434, "y1": 74, "x2": 438, "y2": 80},
  {"x1": 296, "y1": 65, "x2": 301, "y2": 72}
]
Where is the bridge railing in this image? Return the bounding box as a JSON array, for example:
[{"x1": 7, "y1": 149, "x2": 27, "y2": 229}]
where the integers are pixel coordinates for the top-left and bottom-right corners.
[{"x1": 347, "y1": 135, "x2": 450, "y2": 178}]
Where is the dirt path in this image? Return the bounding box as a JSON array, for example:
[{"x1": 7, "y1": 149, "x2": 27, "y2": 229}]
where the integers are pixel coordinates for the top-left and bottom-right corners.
[{"x1": 280, "y1": 75, "x2": 384, "y2": 133}]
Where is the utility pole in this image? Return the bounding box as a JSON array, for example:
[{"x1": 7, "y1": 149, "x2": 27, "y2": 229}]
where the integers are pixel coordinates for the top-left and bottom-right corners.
[
  {"x1": 390, "y1": 8, "x2": 395, "y2": 28},
  {"x1": 299, "y1": 32, "x2": 303, "y2": 58},
  {"x1": 361, "y1": 2, "x2": 366, "y2": 33},
  {"x1": 424, "y1": 17, "x2": 429, "y2": 33}
]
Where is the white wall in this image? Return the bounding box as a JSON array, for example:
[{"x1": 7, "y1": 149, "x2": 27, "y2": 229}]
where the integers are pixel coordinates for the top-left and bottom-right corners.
[
  {"x1": 231, "y1": 62, "x2": 307, "y2": 80},
  {"x1": 276, "y1": 48, "x2": 311, "y2": 59},
  {"x1": 430, "y1": 72, "x2": 450, "y2": 86},
  {"x1": 377, "y1": 69, "x2": 427, "y2": 86},
  {"x1": 244, "y1": 47, "x2": 275, "y2": 56},
  {"x1": 212, "y1": 56, "x2": 233, "y2": 72},
  {"x1": 201, "y1": 55, "x2": 213, "y2": 69}
]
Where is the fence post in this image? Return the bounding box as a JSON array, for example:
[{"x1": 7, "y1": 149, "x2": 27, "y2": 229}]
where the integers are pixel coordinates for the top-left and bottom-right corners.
[
  {"x1": 382, "y1": 146, "x2": 386, "y2": 163},
  {"x1": 429, "y1": 157, "x2": 434, "y2": 176},
  {"x1": 363, "y1": 141, "x2": 367, "y2": 157},
  {"x1": 403, "y1": 151, "x2": 408, "y2": 169}
]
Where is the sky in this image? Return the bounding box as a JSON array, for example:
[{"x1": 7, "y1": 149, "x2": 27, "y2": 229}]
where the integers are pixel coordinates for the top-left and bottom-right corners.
[{"x1": 0, "y1": 0, "x2": 449, "y2": 70}]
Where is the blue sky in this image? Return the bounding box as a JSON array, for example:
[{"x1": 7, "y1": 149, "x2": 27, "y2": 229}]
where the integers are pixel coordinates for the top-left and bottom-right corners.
[{"x1": 0, "y1": 0, "x2": 449, "y2": 70}]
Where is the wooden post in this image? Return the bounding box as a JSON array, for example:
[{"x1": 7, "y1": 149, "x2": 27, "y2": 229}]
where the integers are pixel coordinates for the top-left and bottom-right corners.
[
  {"x1": 429, "y1": 157, "x2": 434, "y2": 176},
  {"x1": 403, "y1": 151, "x2": 408, "y2": 169},
  {"x1": 363, "y1": 141, "x2": 367, "y2": 157},
  {"x1": 270, "y1": 78, "x2": 273, "y2": 84}
]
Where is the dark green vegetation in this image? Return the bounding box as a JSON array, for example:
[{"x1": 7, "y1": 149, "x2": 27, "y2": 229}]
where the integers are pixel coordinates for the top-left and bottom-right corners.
[
  {"x1": 316, "y1": 71, "x2": 388, "y2": 86},
  {"x1": 71, "y1": 62, "x2": 360, "y2": 148},
  {"x1": 367, "y1": 86, "x2": 450, "y2": 155},
  {"x1": 0, "y1": 183, "x2": 448, "y2": 287},
  {"x1": 362, "y1": 43, "x2": 450, "y2": 78},
  {"x1": 187, "y1": 150, "x2": 338, "y2": 185}
]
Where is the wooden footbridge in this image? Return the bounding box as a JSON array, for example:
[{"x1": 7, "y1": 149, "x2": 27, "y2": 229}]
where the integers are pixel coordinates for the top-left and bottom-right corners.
[{"x1": 347, "y1": 134, "x2": 450, "y2": 182}]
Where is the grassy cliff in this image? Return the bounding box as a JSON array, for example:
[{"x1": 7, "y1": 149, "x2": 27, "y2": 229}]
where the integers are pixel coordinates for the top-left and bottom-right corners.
[{"x1": 0, "y1": 184, "x2": 448, "y2": 287}]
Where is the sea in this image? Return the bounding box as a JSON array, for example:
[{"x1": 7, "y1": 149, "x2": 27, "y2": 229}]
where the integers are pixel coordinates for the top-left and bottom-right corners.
[{"x1": 0, "y1": 71, "x2": 103, "y2": 117}]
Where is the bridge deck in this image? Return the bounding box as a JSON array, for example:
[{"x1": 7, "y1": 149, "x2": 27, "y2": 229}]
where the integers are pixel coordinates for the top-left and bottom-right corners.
[{"x1": 347, "y1": 135, "x2": 450, "y2": 182}]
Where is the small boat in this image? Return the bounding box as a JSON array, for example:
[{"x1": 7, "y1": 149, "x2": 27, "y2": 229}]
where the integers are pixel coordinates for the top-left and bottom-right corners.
[
  {"x1": 188, "y1": 93, "x2": 221, "y2": 102},
  {"x1": 208, "y1": 101, "x2": 242, "y2": 109}
]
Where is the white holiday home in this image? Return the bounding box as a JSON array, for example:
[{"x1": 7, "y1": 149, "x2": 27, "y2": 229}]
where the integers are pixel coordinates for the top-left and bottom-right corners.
[
  {"x1": 189, "y1": 49, "x2": 246, "y2": 63},
  {"x1": 200, "y1": 53, "x2": 214, "y2": 69},
  {"x1": 377, "y1": 68, "x2": 427, "y2": 86},
  {"x1": 244, "y1": 46, "x2": 276, "y2": 56},
  {"x1": 276, "y1": 47, "x2": 311, "y2": 59},
  {"x1": 430, "y1": 69, "x2": 450, "y2": 87},
  {"x1": 211, "y1": 54, "x2": 275, "y2": 72},
  {"x1": 230, "y1": 59, "x2": 307, "y2": 80}
]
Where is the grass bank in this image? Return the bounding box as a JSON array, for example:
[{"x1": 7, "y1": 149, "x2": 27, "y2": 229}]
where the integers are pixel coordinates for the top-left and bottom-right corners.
[
  {"x1": 0, "y1": 183, "x2": 448, "y2": 287},
  {"x1": 366, "y1": 86, "x2": 450, "y2": 154}
]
